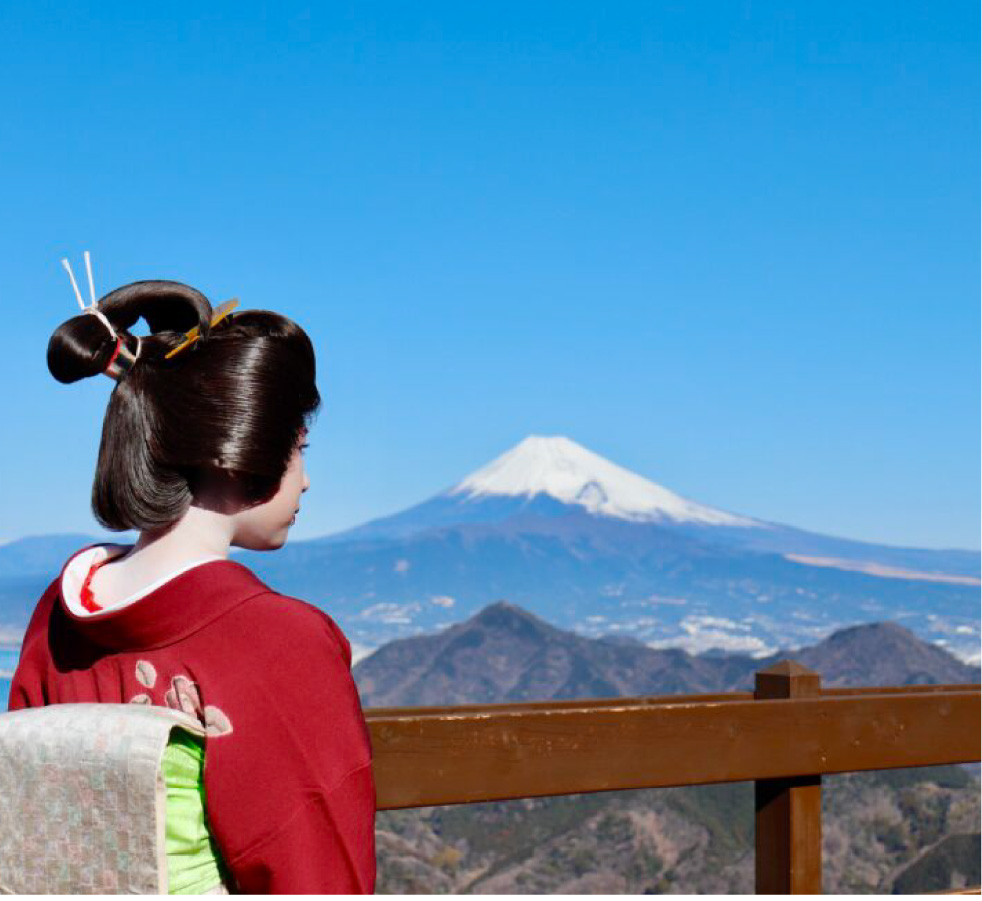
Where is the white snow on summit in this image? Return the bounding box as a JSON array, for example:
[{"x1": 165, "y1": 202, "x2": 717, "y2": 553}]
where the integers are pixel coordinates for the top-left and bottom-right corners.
[{"x1": 448, "y1": 435, "x2": 758, "y2": 526}]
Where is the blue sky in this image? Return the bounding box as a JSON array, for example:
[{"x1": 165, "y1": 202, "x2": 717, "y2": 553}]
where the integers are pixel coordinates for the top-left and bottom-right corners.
[{"x1": 0, "y1": 1, "x2": 978, "y2": 550}]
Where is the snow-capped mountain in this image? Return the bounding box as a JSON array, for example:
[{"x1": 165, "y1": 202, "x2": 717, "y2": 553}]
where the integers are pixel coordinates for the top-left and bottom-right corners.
[
  {"x1": 448, "y1": 435, "x2": 759, "y2": 526},
  {"x1": 330, "y1": 436, "x2": 977, "y2": 580},
  {"x1": 332, "y1": 434, "x2": 765, "y2": 543},
  {"x1": 236, "y1": 435, "x2": 979, "y2": 661}
]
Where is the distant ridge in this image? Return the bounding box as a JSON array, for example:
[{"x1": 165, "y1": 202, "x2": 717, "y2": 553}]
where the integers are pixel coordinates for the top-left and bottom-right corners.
[
  {"x1": 0, "y1": 534, "x2": 98, "y2": 579},
  {"x1": 787, "y1": 621, "x2": 978, "y2": 687},
  {"x1": 355, "y1": 601, "x2": 728, "y2": 706},
  {"x1": 353, "y1": 602, "x2": 980, "y2": 707}
]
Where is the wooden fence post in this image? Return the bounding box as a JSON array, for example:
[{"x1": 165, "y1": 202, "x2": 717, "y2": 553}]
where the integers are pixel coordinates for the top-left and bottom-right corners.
[{"x1": 754, "y1": 660, "x2": 823, "y2": 894}]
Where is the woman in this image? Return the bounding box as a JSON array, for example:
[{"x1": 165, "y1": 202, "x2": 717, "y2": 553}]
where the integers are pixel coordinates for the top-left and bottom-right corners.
[{"x1": 8, "y1": 268, "x2": 375, "y2": 893}]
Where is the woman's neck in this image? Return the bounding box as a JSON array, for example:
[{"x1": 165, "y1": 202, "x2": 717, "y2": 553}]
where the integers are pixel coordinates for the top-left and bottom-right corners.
[{"x1": 131, "y1": 505, "x2": 235, "y2": 567}]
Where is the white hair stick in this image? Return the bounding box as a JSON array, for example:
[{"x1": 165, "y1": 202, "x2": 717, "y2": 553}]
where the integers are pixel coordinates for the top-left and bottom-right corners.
[
  {"x1": 63, "y1": 252, "x2": 117, "y2": 339},
  {"x1": 62, "y1": 258, "x2": 86, "y2": 311},
  {"x1": 83, "y1": 250, "x2": 96, "y2": 306}
]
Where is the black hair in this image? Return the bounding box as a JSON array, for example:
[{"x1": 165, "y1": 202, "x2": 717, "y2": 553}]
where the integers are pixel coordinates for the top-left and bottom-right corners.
[{"x1": 47, "y1": 280, "x2": 321, "y2": 532}]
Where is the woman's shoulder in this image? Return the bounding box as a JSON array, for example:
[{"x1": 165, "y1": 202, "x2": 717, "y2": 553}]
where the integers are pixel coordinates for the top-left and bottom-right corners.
[
  {"x1": 221, "y1": 583, "x2": 353, "y2": 668},
  {"x1": 18, "y1": 572, "x2": 64, "y2": 655}
]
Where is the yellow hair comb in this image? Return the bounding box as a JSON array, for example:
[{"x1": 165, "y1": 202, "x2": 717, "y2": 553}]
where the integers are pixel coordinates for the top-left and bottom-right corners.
[{"x1": 165, "y1": 299, "x2": 239, "y2": 359}]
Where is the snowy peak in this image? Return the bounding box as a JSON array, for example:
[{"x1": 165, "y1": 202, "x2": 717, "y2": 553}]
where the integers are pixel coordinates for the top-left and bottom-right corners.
[{"x1": 448, "y1": 435, "x2": 757, "y2": 527}]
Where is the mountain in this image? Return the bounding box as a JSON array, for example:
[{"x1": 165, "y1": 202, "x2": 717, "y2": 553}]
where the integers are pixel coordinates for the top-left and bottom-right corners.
[
  {"x1": 0, "y1": 436, "x2": 977, "y2": 664},
  {"x1": 354, "y1": 602, "x2": 731, "y2": 707},
  {"x1": 335, "y1": 435, "x2": 759, "y2": 542},
  {"x1": 232, "y1": 436, "x2": 977, "y2": 662},
  {"x1": 787, "y1": 621, "x2": 979, "y2": 688},
  {"x1": 353, "y1": 602, "x2": 980, "y2": 707},
  {"x1": 330, "y1": 436, "x2": 979, "y2": 580}
]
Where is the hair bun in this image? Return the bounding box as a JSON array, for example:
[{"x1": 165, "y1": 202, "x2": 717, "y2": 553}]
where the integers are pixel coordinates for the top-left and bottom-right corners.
[
  {"x1": 99, "y1": 280, "x2": 212, "y2": 336},
  {"x1": 47, "y1": 313, "x2": 124, "y2": 384},
  {"x1": 47, "y1": 280, "x2": 213, "y2": 384}
]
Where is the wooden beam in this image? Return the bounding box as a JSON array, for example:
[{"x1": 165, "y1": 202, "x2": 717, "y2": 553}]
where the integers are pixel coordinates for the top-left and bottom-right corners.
[
  {"x1": 823, "y1": 684, "x2": 980, "y2": 696},
  {"x1": 368, "y1": 687, "x2": 980, "y2": 810},
  {"x1": 364, "y1": 681, "x2": 979, "y2": 720},
  {"x1": 367, "y1": 691, "x2": 754, "y2": 718},
  {"x1": 754, "y1": 660, "x2": 822, "y2": 894}
]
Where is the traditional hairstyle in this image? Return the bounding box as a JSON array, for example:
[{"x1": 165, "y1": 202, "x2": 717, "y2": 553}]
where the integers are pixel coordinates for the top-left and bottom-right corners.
[{"x1": 47, "y1": 280, "x2": 321, "y2": 532}]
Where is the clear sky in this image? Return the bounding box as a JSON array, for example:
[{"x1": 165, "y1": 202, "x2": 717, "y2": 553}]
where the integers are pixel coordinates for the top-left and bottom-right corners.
[{"x1": 0, "y1": 1, "x2": 978, "y2": 550}]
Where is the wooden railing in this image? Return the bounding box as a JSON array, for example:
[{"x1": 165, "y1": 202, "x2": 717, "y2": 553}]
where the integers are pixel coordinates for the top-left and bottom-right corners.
[{"x1": 365, "y1": 660, "x2": 982, "y2": 894}]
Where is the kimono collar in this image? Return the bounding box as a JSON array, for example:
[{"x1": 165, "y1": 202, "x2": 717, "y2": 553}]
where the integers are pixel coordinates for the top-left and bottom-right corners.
[{"x1": 57, "y1": 544, "x2": 272, "y2": 651}]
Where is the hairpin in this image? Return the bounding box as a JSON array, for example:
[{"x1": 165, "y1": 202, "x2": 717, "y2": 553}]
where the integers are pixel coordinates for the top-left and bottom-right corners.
[
  {"x1": 164, "y1": 298, "x2": 239, "y2": 359},
  {"x1": 62, "y1": 251, "x2": 142, "y2": 381},
  {"x1": 62, "y1": 251, "x2": 116, "y2": 339}
]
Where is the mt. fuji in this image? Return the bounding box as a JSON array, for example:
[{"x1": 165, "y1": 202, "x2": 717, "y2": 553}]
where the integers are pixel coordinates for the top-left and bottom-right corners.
[
  {"x1": 450, "y1": 435, "x2": 757, "y2": 526},
  {"x1": 234, "y1": 435, "x2": 978, "y2": 661},
  {"x1": 329, "y1": 436, "x2": 976, "y2": 580},
  {"x1": 333, "y1": 435, "x2": 757, "y2": 541}
]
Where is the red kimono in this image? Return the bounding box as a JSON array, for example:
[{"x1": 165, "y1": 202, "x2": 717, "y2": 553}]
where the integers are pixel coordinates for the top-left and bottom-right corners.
[{"x1": 8, "y1": 545, "x2": 376, "y2": 894}]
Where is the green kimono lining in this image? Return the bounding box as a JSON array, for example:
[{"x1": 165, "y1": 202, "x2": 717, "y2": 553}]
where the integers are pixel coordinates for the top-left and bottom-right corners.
[{"x1": 162, "y1": 729, "x2": 229, "y2": 894}]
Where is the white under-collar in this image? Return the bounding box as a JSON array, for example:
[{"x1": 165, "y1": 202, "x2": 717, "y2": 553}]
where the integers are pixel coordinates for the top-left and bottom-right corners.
[{"x1": 62, "y1": 544, "x2": 225, "y2": 618}]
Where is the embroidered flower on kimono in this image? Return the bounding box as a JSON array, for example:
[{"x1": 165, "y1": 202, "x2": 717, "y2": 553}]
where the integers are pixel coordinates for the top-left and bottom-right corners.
[
  {"x1": 127, "y1": 660, "x2": 233, "y2": 737},
  {"x1": 135, "y1": 660, "x2": 157, "y2": 688},
  {"x1": 165, "y1": 674, "x2": 202, "y2": 718}
]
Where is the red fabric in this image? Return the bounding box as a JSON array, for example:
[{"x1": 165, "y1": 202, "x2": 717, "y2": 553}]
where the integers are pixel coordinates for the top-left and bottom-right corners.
[
  {"x1": 7, "y1": 547, "x2": 376, "y2": 894},
  {"x1": 103, "y1": 337, "x2": 123, "y2": 374},
  {"x1": 78, "y1": 554, "x2": 113, "y2": 613}
]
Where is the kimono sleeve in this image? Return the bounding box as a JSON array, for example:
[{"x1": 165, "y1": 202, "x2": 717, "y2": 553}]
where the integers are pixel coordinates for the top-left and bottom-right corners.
[
  {"x1": 202, "y1": 598, "x2": 376, "y2": 894},
  {"x1": 6, "y1": 581, "x2": 59, "y2": 711}
]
